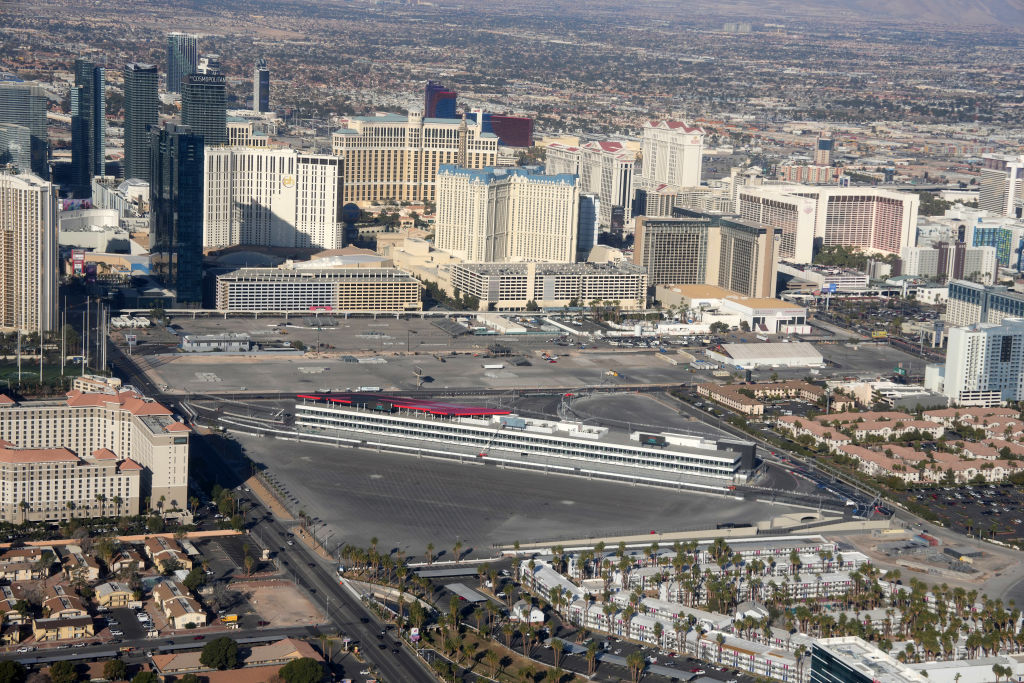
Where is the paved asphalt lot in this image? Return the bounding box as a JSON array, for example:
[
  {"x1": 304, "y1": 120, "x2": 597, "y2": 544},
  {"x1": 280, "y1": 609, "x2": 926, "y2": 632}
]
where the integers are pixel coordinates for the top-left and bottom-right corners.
[
  {"x1": 904, "y1": 484, "x2": 1024, "y2": 542},
  {"x1": 235, "y1": 433, "x2": 794, "y2": 559}
]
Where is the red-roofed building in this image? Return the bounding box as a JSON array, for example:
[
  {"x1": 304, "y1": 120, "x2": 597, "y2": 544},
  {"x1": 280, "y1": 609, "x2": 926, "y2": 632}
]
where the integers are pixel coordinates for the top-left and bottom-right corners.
[
  {"x1": 0, "y1": 390, "x2": 186, "y2": 522},
  {"x1": 640, "y1": 119, "x2": 705, "y2": 189},
  {"x1": 545, "y1": 140, "x2": 637, "y2": 229}
]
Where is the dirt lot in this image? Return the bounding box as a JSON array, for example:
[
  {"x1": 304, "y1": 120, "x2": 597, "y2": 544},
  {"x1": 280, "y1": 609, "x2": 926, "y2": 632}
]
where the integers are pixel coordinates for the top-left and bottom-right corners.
[{"x1": 244, "y1": 582, "x2": 323, "y2": 626}]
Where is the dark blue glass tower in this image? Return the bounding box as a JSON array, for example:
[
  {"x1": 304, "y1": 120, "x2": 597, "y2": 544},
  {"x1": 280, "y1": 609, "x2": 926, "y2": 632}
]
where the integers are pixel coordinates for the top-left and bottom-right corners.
[{"x1": 150, "y1": 124, "x2": 204, "y2": 305}]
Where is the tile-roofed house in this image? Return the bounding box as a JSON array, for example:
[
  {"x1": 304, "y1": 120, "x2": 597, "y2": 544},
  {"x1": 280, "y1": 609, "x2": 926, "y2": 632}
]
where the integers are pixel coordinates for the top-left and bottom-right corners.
[
  {"x1": 245, "y1": 637, "x2": 322, "y2": 666},
  {"x1": 144, "y1": 537, "x2": 192, "y2": 570},
  {"x1": 837, "y1": 445, "x2": 921, "y2": 483},
  {"x1": 163, "y1": 595, "x2": 206, "y2": 629},
  {"x1": 108, "y1": 547, "x2": 144, "y2": 575},
  {"x1": 0, "y1": 585, "x2": 27, "y2": 626},
  {"x1": 152, "y1": 577, "x2": 206, "y2": 628},
  {"x1": 95, "y1": 581, "x2": 136, "y2": 609},
  {"x1": 0, "y1": 546, "x2": 56, "y2": 581},
  {"x1": 152, "y1": 638, "x2": 322, "y2": 679},
  {"x1": 62, "y1": 544, "x2": 101, "y2": 582},
  {"x1": 42, "y1": 584, "x2": 88, "y2": 619},
  {"x1": 32, "y1": 615, "x2": 94, "y2": 641}
]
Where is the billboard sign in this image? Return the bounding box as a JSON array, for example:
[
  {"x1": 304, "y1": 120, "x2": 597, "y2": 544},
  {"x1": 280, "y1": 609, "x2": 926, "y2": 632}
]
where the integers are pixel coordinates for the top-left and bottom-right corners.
[{"x1": 410, "y1": 627, "x2": 420, "y2": 642}]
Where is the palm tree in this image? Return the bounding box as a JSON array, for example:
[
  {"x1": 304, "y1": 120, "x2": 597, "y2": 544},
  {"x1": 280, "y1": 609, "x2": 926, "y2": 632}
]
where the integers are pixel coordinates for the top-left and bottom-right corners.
[
  {"x1": 552, "y1": 638, "x2": 564, "y2": 668},
  {"x1": 586, "y1": 639, "x2": 599, "y2": 675},
  {"x1": 112, "y1": 495, "x2": 123, "y2": 517},
  {"x1": 426, "y1": 542, "x2": 435, "y2": 565},
  {"x1": 626, "y1": 649, "x2": 646, "y2": 682},
  {"x1": 716, "y1": 633, "x2": 726, "y2": 663},
  {"x1": 95, "y1": 493, "x2": 106, "y2": 516},
  {"x1": 453, "y1": 539, "x2": 463, "y2": 562},
  {"x1": 484, "y1": 649, "x2": 500, "y2": 677}
]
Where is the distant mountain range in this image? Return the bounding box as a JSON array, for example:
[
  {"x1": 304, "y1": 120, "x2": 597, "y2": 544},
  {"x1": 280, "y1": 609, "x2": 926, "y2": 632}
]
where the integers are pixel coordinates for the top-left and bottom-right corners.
[{"x1": 673, "y1": 0, "x2": 1024, "y2": 26}]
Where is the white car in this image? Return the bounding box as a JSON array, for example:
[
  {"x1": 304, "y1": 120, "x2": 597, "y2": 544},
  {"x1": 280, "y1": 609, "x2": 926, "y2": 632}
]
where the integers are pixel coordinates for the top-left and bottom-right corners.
[
  {"x1": 16, "y1": 646, "x2": 32, "y2": 653},
  {"x1": 110, "y1": 630, "x2": 124, "y2": 637},
  {"x1": 136, "y1": 613, "x2": 150, "y2": 622}
]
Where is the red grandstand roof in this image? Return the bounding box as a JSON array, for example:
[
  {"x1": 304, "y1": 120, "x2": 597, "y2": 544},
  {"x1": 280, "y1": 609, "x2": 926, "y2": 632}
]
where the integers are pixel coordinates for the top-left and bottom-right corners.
[{"x1": 296, "y1": 393, "x2": 510, "y2": 417}]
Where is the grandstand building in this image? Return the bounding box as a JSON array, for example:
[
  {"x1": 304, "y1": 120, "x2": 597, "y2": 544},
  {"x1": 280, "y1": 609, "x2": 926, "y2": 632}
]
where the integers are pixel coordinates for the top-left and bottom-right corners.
[{"x1": 294, "y1": 393, "x2": 755, "y2": 491}]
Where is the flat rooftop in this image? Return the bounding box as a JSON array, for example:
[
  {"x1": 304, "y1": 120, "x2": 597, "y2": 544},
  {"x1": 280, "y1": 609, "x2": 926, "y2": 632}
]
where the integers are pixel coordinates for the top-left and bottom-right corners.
[
  {"x1": 456, "y1": 262, "x2": 646, "y2": 276},
  {"x1": 297, "y1": 393, "x2": 511, "y2": 418}
]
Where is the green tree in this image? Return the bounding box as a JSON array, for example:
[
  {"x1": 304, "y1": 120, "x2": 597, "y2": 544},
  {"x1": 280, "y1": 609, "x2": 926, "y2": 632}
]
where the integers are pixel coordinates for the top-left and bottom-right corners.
[
  {"x1": 200, "y1": 637, "x2": 240, "y2": 670},
  {"x1": 279, "y1": 657, "x2": 325, "y2": 683},
  {"x1": 182, "y1": 567, "x2": 206, "y2": 591},
  {"x1": 710, "y1": 322, "x2": 729, "y2": 334},
  {"x1": 103, "y1": 659, "x2": 128, "y2": 681},
  {"x1": 48, "y1": 661, "x2": 77, "y2": 683},
  {"x1": 146, "y1": 515, "x2": 165, "y2": 534},
  {"x1": 132, "y1": 673, "x2": 159, "y2": 683},
  {"x1": 178, "y1": 676, "x2": 201, "y2": 683},
  {"x1": 0, "y1": 660, "x2": 25, "y2": 683}
]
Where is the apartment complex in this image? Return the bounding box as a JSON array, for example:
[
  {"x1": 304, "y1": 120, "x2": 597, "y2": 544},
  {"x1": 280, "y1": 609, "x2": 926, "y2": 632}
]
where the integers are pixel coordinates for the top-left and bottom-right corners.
[
  {"x1": 900, "y1": 243, "x2": 997, "y2": 285},
  {"x1": 203, "y1": 147, "x2": 343, "y2": 249},
  {"x1": 942, "y1": 318, "x2": 1024, "y2": 407},
  {"x1": 638, "y1": 119, "x2": 704, "y2": 189},
  {"x1": 330, "y1": 112, "x2": 497, "y2": 204},
  {"x1": 979, "y1": 153, "x2": 1024, "y2": 218},
  {"x1": 634, "y1": 209, "x2": 780, "y2": 298},
  {"x1": 0, "y1": 172, "x2": 58, "y2": 334},
  {"x1": 946, "y1": 280, "x2": 1024, "y2": 327},
  {"x1": 739, "y1": 186, "x2": 918, "y2": 262},
  {"x1": 449, "y1": 262, "x2": 647, "y2": 311},
  {"x1": 545, "y1": 141, "x2": 636, "y2": 230},
  {"x1": 215, "y1": 266, "x2": 422, "y2": 312},
  {"x1": 434, "y1": 166, "x2": 579, "y2": 263},
  {"x1": 0, "y1": 389, "x2": 188, "y2": 517}
]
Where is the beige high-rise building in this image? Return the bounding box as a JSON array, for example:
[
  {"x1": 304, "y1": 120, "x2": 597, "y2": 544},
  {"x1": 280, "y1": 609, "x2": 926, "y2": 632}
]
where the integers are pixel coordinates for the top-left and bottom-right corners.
[
  {"x1": 739, "y1": 185, "x2": 917, "y2": 263},
  {"x1": 639, "y1": 120, "x2": 704, "y2": 189},
  {"x1": 0, "y1": 389, "x2": 190, "y2": 516},
  {"x1": 979, "y1": 154, "x2": 1024, "y2": 218},
  {"x1": 435, "y1": 166, "x2": 579, "y2": 263},
  {"x1": 330, "y1": 111, "x2": 497, "y2": 204},
  {"x1": 545, "y1": 141, "x2": 636, "y2": 230},
  {"x1": 203, "y1": 147, "x2": 343, "y2": 249},
  {"x1": 0, "y1": 172, "x2": 57, "y2": 333},
  {"x1": 633, "y1": 210, "x2": 779, "y2": 299}
]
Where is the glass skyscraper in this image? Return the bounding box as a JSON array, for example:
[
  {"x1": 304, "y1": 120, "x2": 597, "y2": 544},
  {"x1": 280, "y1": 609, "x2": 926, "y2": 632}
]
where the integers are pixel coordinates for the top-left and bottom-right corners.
[
  {"x1": 424, "y1": 80, "x2": 457, "y2": 119},
  {"x1": 166, "y1": 32, "x2": 198, "y2": 94},
  {"x1": 123, "y1": 63, "x2": 159, "y2": 182},
  {"x1": 182, "y1": 73, "x2": 226, "y2": 146},
  {"x1": 71, "y1": 58, "x2": 105, "y2": 195},
  {"x1": 150, "y1": 124, "x2": 204, "y2": 305},
  {"x1": 253, "y1": 57, "x2": 270, "y2": 113},
  {"x1": 0, "y1": 82, "x2": 49, "y2": 178}
]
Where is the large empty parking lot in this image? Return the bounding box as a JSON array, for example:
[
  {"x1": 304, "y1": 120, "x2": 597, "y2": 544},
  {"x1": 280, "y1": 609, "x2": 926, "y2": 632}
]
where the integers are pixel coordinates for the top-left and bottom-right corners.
[{"x1": 236, "y1": 433, "x2": 797, "y2": 559}]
